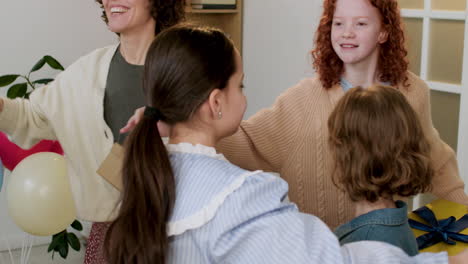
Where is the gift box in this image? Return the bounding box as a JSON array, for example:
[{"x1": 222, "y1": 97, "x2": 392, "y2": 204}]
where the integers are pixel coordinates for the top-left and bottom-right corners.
[{"x1": 408, "y1": 199, "x2": 468, "y2": 256}]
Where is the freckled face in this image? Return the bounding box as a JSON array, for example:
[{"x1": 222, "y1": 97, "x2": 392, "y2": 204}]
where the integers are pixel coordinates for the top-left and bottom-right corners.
[{"x1": 331, "y1": 0, "x2": 387, "y2": 67}]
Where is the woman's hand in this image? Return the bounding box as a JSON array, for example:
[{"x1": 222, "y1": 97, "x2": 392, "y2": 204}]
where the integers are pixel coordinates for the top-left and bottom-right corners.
[{"x1": 120, "y1": 107, "x2": 170, "y2": 137}]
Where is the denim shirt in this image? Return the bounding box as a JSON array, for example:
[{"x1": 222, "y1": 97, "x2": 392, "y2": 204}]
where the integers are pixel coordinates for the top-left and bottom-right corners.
[
  {"x1": 340, "y1": 78, "x2": 391, "y2": 92},
  {"x1": 340, "y1": 78, "x2": 355, "y2": 92},
  {"x1": 334, "y1": 201, "x2": 419, "y2": 256}
]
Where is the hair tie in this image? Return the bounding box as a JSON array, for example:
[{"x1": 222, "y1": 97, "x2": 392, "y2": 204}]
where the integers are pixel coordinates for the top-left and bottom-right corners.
[{"x1": 144, "y1": 106, "x2": 162, "y2": 121}]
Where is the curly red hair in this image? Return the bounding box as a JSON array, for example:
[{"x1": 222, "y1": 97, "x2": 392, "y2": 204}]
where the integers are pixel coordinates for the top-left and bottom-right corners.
[{"x1": 312, "y1": 0, "x2": 408, "y2": 89}]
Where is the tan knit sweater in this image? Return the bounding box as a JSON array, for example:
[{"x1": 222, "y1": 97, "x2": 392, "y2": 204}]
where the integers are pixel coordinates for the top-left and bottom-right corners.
[{"x1": 217, "y1": 72, "x2": 468, "y2": 229}]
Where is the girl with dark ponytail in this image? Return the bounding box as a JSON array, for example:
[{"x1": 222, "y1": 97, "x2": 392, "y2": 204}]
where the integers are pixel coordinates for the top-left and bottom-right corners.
[
  {"x1": 105, "y1": 24, "x2": 241, "y2": 263},
  {"x1": 103, "y1": 25, "x2": 464, "y2": 264}
]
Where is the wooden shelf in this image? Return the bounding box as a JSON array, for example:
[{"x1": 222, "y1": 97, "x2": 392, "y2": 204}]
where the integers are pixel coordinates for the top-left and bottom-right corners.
[
  {"x1": 186, "y1": 8, "x2": 239, "y2": 14},
  {"x1": 185, "y1": 0, "x2": 240, "y2": 14},
  {"x1": 185, "y1": 0, "x2": 243, "y2": 53}
]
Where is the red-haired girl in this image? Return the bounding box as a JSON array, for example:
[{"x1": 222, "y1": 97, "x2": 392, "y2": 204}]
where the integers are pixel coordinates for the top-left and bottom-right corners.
[{"x1": 217, "y1": 0, "x2": 467, "y2": 229}]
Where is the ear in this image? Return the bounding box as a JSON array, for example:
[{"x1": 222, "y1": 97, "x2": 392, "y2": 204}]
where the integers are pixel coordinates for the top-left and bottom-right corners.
[
  {"x1": 207, "y1": 89, "x2": 224, "y2": 120},
  {"x1": 378, "y1": 29, "x2": 388, "y2": 44}
]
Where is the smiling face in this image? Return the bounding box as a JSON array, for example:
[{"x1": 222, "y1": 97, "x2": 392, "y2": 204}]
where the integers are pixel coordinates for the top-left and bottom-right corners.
[
  {"x1": 102, "y1": 0, "x2": 155, "y2": 35},
  {"x1": 331, "y1": 0, "x2": 387, "y2": 68}
]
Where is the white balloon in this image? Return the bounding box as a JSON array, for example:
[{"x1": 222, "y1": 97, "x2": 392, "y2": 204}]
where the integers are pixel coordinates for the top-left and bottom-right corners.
[{"x1": 6, "y1": 152, "x2": 76, "y2": 236}]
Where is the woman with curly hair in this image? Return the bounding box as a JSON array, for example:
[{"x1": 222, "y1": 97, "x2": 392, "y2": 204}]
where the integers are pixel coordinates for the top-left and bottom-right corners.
[
  {"x1": 329, "y1": 85, "x2": 433, "y2": 256},
  {"x1": 0, "y1": 0, "x2": 184, "y2": 263},
  {"x1": 217, "y1": 0, "x2": 467, "y2": 229}
]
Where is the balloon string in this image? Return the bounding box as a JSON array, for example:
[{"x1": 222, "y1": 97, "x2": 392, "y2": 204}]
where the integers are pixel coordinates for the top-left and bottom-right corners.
[
  {"x1": 24, "y1": 236, "x2": 33, "y2": 264},
  {"x1": 19, "y1": 234, "x2": 33, "y2": 264},
  {"x1": 2, "y1": 236, "x2": 15, "y2": 264},
  {"x1": 20, "y1": 235, "x2": 24, "y2": 264},
  {"x1": 21, "y1": 236, "x2": 25, "y2": 264}
]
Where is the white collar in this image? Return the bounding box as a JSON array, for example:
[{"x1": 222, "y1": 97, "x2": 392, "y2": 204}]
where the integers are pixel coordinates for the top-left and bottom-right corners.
[
  {"x1": 165, "y1": 142, "x2": 263, "y2": 236},
  {"x1": 166, "y1": 142, "x2": 227, "y2": 161}
]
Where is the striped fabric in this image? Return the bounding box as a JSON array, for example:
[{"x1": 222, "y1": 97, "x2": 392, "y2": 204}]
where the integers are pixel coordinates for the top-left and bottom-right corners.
[{"x1": 164, "y1": 143, "x2": 448, "y2": 264}]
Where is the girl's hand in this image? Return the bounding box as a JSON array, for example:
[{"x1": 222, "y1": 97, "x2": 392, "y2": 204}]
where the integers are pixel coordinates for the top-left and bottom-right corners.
[
  {"x1": 120, "y1": 107, "x2": 171, "y2": 137},
  {"x1": 120, "y1": 107, "x2": 145, "y2": 134},
  {"x1": 449, "y1": 249, "x2": 468, "y2": 264},
  {"x1": 156, "y1": 120, "x2": 171, "y2": 137}
]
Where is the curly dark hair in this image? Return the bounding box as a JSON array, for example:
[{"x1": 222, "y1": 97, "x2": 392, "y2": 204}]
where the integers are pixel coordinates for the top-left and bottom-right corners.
[
  {"x1": 95, "y1": 0, "x2": 185, "y2": 35},
  {"x1": 328, "y1": 85, "x2": 433, "y2": 202},
  {"x1": 312, "y1": 0, "x2": 409, "y2": 89}
]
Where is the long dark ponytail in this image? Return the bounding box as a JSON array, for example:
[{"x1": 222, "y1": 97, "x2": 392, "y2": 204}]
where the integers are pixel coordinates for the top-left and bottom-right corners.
[{"x1": 104, "y1": 24, "x2": 236, "y2": 263}]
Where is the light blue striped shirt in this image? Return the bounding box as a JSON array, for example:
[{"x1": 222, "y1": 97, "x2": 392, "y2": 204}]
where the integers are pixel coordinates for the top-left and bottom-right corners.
[{"x1": 164, "y1": 143, "x2": 447, "y2": 263}]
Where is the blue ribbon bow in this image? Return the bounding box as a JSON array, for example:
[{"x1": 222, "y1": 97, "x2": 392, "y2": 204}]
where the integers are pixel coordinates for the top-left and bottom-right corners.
[{"x1": 408, "y1": 205, "x2": 468, "y2": 250}]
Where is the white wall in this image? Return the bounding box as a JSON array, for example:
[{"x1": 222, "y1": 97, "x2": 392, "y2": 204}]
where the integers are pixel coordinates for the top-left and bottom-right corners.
[
  {"x1": 242, "y1": 0, "x2": 323, "y2": 117},
  {"x1": 0, "y1": 0, "x2": 116, "y2": 250}
]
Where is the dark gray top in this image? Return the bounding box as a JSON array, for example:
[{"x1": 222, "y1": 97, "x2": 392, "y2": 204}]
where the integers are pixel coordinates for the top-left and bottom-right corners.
[
  {"x1": 334, "y1": 200, "x2": 419, "y2": 256},
  {"x1": 104, "y1": 48, "x2": 145, "y2": 143}
]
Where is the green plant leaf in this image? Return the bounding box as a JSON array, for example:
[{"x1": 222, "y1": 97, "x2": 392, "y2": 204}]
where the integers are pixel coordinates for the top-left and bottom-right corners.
[
  {"x1": 25, "y1": 92, "x2": 31, "y2": 99},
  {"x1": 30, "y1": 57, "x2": 46, "y2": 73},
  {"x1": 44, "y1": 55, "x2": 64, "y2": 71},
  {"x1": 55, "y1": 232, "x2": 69, "y2": 259},
  {"x1": 48, "y1": 231, "x2": 65, "y2": 255},
  {"x1": 47, "y1": 236, "x2": 59, "y2": 253},
  {"x1": 67, "y1": 233, "x2": 81, "y2": 251},
  {"x1": 0, "y1": 75, "x2": 20, "y2": 87},
  {"x1": 52, "y1": 231, "x2": 63, "y2": 239},
  {"x1": 51, "y1": 234, "x2": 58, "y2": 241},
  {"x1": 58, "y1": 242, "x2": 69, "y2": 259},
  {"x1": 71, "y1": 220, "x2": 83, "y2": 231},
  {"x1": 33, "y1": 78, "x2": 54, "y2": 85},
  {"x1": 47, "y1": 230, "x2": 68, "y2": 259},
  {"x1": 7, "y1": 83, "x2": 28, "y2": 99}
]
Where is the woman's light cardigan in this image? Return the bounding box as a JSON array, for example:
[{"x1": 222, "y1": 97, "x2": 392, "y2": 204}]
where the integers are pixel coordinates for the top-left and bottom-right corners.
[{"x1": 0, "y1": 45, "x2": 120, "y2": 221}]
